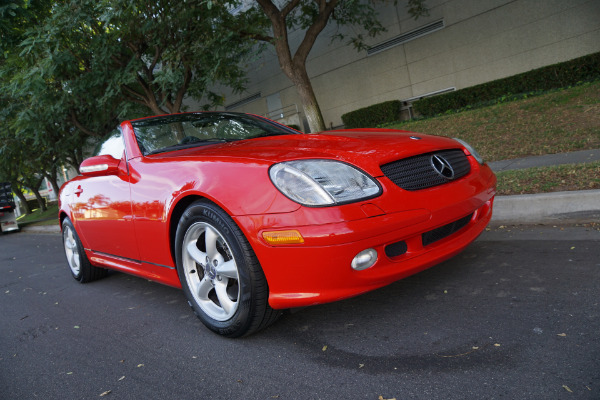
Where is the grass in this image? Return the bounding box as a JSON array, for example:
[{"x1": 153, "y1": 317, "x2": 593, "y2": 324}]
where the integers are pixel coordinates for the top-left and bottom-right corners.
[
  {"x1": 17, "y1": 203, "x2": 59, "y2": 226},
  {"x1": 387, "y1": 81, "x2": 600, "y2": 195},
  {"x1": 496, "y1": 162, "x2": 600, "y2": 195},
  {"x1": 388, "y1": 81, "x2": 600, "y2": 162}
]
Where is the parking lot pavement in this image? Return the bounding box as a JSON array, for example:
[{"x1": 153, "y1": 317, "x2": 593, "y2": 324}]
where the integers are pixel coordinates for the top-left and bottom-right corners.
[{"x1": 1, "y1": 225, "x2": 598, "y2": 399}]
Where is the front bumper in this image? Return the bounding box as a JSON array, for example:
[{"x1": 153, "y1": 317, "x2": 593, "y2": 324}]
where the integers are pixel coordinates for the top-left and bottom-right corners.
[
  {"x1": 235, "y1": 163, "x2": 496, "y2": 309},
  {"x1": 0, "y1": 209, "x2": 19, "y2": 233}
]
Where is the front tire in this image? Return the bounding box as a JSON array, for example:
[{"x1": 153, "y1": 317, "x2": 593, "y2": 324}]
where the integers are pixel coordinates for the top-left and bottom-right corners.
[
  {"x1": 175, "y1": 200, "x2": 280, "y2": 337},
  {"x1": 62, "y1": 218, "x2": 107, "y2": 283}
]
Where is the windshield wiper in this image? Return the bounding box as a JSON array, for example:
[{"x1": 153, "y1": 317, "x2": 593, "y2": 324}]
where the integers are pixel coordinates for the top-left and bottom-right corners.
[
  {"x1": 146, "y1": 138, "x2": 237, "y2": 155},
  {"x1": 247, "y1": 131, "x2": 291, "y2": 139}
]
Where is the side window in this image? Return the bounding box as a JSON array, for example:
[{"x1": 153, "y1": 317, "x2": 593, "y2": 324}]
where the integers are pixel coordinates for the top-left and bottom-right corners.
[{"x1": 94, "y1": 129, "x2": 126, "y2": 159}]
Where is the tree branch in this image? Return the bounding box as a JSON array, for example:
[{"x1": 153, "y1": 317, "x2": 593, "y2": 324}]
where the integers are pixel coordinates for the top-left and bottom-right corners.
[
  {"x1": 238, "y1": 30, "x2": 274, "y2": 43},
  {"x1": 148, "y1": 46, "x2": 162, "y2": 73},
  {"x1": 70, "y1": 111, "x2": 100, "y2": 137},
  {"x1": 121, "y1": 84, "x2": 147, "y2": 102},
  {"x1": 281, "y1": 0, "x2": 302, "y2": 18},
  {"x1": 172, "y1": 64, "x2": 193, "y2": 113},
  {"x1": 294, "y1": 0, "x2": 339, "y2": 67}
]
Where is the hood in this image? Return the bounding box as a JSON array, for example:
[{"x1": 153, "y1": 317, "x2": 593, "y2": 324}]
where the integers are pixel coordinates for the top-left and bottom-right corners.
[{"x1": 159, "y1": 129, "x2": 462, "y2": 177}]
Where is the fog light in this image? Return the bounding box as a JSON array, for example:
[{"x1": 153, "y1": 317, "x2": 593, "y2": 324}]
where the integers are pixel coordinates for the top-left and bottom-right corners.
[{"x1": 351, "y1": 248, "x2": 378, "y2": 271}]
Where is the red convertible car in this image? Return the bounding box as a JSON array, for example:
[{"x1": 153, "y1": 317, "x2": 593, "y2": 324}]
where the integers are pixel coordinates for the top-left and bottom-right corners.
[{"x1": 59, "y1": 112, "x2": 496, "y2": 337}]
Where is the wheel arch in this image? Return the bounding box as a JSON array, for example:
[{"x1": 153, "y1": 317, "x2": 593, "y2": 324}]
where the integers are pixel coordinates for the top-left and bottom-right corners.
[
  {"x1": 167, "y1": 194, "x2": 237, "y2": 270},
  {"x1": 58, "y1": 211, "x2": 70, "y2": 232}
]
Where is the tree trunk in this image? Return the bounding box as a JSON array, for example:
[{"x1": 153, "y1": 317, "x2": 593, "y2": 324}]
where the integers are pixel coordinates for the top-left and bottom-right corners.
[
  {"x1": 47, "y1": 175, "x2": 61, "y2": 198},
  {"x1": 23, "y1": 176, "x2": 47, "y2": 212},
  {"x1": 12, "y1": 183, "x2": 32, "y2": 215},
  {"x1": 255, "y1": 0, "x2": 335, "y2": 133},
  {"x1": 44, "y1": 166, "x2": 61, "y2": 198},
  {"x1": 31, "y1": 188, "x2": 47, "y2": 212},
  {"x1": 289, "y1": 67, "x2": 327, "y2": 133}
]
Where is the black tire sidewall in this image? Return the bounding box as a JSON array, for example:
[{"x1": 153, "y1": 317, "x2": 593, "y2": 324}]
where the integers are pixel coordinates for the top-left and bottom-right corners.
[
  {"x1": 175, "y1": 201, "x2": 255, "y2": 337},
  {"x1": 62, "y1": 218, "x2": 85, "y2": 281}
]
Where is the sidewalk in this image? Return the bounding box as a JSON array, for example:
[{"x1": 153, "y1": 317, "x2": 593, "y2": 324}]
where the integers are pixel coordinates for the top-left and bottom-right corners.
[
  {"x1": 488, "y1": 148, "x2": 600, "y2": 172},
  {"x1": 488, "y1": 149, "x2": 600, "y2": 225},
  {"x1": 20, "y1": 149, "x2": 600, "y2": 234}
]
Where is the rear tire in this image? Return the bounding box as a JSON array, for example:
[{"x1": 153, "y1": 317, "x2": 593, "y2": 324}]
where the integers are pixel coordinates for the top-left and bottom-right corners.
[
  {"x1": 62, "y1": 218, "x2": 107, "y2": 283},
  {"x1": 175, "y1": 200, "x2": 280, "y2": 337}
]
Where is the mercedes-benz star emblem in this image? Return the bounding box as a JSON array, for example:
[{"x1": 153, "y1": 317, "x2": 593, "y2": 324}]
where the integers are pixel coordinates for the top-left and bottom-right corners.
[{"x1": 430, "y1": 154, "x2": 455, "y2": 179}]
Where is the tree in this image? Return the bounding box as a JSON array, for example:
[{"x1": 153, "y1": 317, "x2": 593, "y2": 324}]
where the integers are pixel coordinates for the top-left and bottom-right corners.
[
  {"x1": 2, "y1": 0, "x2": 259, "y2": 207},
  {"x1": 241, "y1": 0, "x2": 428, "y2": 132},
  {"x1": 16, "y1": 0, "x2": 256, "y2": 131},
  {"x1": 0, "y1": 0, "x2": 56, "y2": 213}
]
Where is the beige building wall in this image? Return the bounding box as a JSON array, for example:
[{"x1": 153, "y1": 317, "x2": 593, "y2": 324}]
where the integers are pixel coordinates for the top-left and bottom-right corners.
[{"x1": 213, "y1": 0, "x2": 600, "y2": 131}]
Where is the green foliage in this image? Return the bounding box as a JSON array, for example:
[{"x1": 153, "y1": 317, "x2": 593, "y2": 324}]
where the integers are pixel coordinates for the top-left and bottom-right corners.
[
  {"x1": 341, "y1": 100, "x2": 402, "y2": 129},
  {"x1": 413, "y1": 52, "x2": 600, "y2": 117},
  {"x1": 1, "y1": 0, "x2": 259, "y2": 198}
]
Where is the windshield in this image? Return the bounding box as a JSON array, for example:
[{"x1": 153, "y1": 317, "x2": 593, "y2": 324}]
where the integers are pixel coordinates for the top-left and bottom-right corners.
[{"x1": 131, "y1": 112, "x2": 297, "y2": 155}]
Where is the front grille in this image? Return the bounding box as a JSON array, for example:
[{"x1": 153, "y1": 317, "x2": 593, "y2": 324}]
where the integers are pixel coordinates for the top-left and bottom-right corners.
[
  {"x1": 380, "y1": 149, "x2": 470, "y2": 191},
  {"x1": 422, "y1": 213, "x2": 473, "y2": 247}
]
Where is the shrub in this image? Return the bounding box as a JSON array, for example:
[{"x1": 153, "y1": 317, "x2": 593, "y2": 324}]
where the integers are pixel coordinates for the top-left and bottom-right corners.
[
  {"x1": 341, "y1": 100, "x2": 402, "y2": 129},
  {"x1": 413, "y1": 52, "x2": 600, "y2": 117}
]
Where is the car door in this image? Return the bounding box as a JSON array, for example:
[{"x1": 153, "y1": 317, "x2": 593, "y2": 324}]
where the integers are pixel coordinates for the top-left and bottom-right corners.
[{"x1": 70, "y1": 129, "x2": 140, "y2": 262}]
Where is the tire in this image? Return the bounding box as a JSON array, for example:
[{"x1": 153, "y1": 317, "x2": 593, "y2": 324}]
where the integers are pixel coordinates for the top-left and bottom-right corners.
[
  {"x1": 62, "y1": 218, "x2": 107, "y2": 283},
  {"x1": 175, "y1": 200, "x2": 280, "y2": 337}
]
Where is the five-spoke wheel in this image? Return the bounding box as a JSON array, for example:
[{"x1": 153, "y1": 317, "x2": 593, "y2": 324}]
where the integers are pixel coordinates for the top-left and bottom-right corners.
[
  {"x1": 62, "y1": 218, "x2": 107, "y2": 282},
  {"x1": 175, "y1": 200, "x2": 280, "y2": 337},
  {"x1": 63, "y1": 222, "x2": 81, "y2": 277},
  {"x1": 181, "y1": 222, "x2": 240, "y2": 321}
]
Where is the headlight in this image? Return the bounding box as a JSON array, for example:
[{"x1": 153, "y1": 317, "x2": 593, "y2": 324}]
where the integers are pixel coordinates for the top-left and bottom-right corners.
[
  {"x1": 454, "y1": 138, "x2": 484, "y2": 164},
  {"x1": 269, "y1": 160, "x2": 381, "y2": 206}
]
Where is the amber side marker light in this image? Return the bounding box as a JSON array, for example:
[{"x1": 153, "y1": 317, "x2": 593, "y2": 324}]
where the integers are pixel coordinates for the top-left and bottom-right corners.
[{"x1": 262, "y1": 230, "x2": 304, "y2": 245}]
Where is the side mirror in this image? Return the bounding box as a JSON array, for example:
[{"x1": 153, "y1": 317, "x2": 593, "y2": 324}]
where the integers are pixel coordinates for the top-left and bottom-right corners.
[{"x1": 79, "y1": 155, "x2": 121, "y2": 177}]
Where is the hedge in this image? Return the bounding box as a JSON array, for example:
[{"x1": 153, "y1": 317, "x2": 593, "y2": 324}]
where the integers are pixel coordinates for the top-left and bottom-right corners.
[
  {"x1": 339, "y1": 52, "x2": 600, "y2": 128},
  {"x1": 341, "y1": 100, "x2": 402, "y2": 129},
  {"x1": 413, "y1": 52, "x2": 600, "y2": 117}
]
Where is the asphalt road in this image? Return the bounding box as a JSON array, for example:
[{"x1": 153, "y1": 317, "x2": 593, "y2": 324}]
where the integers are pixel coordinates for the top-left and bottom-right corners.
[{"x1": 1, "y1": 226, "x2": 599, "y2": 400}]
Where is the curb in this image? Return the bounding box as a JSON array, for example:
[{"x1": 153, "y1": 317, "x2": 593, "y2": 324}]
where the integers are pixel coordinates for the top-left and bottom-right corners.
[
  {"x1": 20, "y1": 224, "x2": 61, "y2": 234},
  {"x1": 20, "y1": 190, "x2": 600, "y2": 234},
  {"x1": 491, "y1": 189, "x2": 600, "y2": 225}
]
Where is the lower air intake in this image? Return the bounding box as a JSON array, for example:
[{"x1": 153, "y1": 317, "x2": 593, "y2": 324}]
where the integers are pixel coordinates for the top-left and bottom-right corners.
[{"x1": 422, "y1": 213, "x2": 473, "y2": 247}]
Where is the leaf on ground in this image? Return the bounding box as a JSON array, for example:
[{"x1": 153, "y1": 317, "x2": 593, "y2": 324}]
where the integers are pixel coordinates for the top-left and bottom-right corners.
[
  {"x1": 562, "y1": 385, "x2": 573, "y2": 393},
  {"x1": 99, "y1": 390, "x2": 112, "y2": 397},
  {"x1": 378, "y1": 396, "x2": 397, "y2": 400},
  {"x1": 137, "y1": 364, "x2": 144, "y2": 368},
  {"x1": 118, "y1": 376, "x2": 125, "y2": 381},
  {"x1": 322, "y1": 345, "x2": 327, "y2": 351},
  {"x1": 557, "y1": 333, "x2": 567, "y2": 337},
  {"x1": 494, "y1": 343, "x2": 501, "y2": 347}
]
